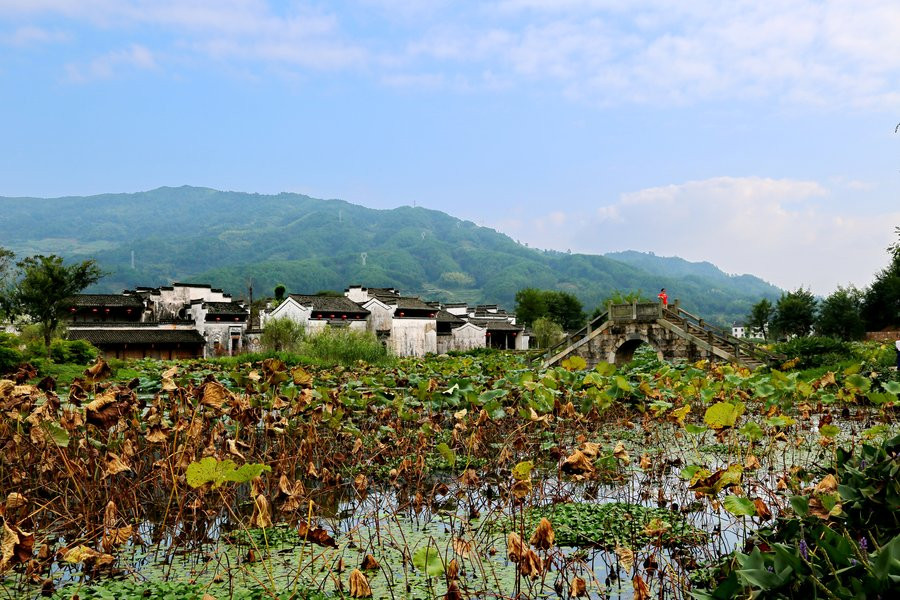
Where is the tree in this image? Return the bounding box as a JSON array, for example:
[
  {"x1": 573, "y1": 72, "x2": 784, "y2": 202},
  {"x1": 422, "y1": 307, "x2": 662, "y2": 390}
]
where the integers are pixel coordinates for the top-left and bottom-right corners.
[
  {"x1": 274, "y1": 284, "x2": 286, "y2": 302},
  {"x1": 260, "y1": 317, "x2": 305, "y2": 352},
  {"x1": 817, "y1": 286, "x2": 865, "y2": 341},
  {"x1": 514, "y1": 288, "x2": 585, "y2": 331},
  {"x1": 11, "y1": 255, "x2": 103, "y2": 352},
  {"x1": 545, "y1": 290, "x2": 586, "y2": 331},
  {"x1": 861, "y1": 227, "x2": 900, "y2": 331},
  {"x1": 0, "y1": 246, "x2": 15, "y2": 321},
  {"x1": 531, "y1": 317, "x2": 565, "y2": 349},
  {"x1": 771, "y1": 288, "x2": 817, "y2": 340},
  {"x1": 514, "y1": 288, "x2": 548, "y2": 328},
  {"x1": 746, "y1": 298, "x2": 774, "y2": 340}
]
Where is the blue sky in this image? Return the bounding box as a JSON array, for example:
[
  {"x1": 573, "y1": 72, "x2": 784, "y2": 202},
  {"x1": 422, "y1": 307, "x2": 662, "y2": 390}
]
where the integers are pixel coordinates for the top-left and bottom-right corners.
[{"x1": 1, "y1": 0, "x2": 898, "y2": 295}]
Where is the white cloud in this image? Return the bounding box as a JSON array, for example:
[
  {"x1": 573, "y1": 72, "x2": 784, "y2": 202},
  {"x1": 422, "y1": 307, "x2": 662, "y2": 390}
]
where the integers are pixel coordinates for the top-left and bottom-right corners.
[
  {"x1": 498, "y1": 176, "x2": 899, "y2": 295},
  {"x1": 0, "y1": 25, "x2": 69, "y2": 46},
  {"x1": 65, "y1": 44, "x2": 157, "y2": 82}
]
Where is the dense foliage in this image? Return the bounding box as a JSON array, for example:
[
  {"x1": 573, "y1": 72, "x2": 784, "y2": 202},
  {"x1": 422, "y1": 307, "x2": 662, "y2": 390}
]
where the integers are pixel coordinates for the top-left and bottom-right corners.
[{"x1": 514, "y1": 287, "x2": 586, "y2": 330}]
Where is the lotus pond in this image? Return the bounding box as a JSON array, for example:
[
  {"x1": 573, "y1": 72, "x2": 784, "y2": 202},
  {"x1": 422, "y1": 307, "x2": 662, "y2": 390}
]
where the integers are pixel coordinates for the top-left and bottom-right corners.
[{"x1": 0, "y1": 345, "x2": 898, "y2": 599}]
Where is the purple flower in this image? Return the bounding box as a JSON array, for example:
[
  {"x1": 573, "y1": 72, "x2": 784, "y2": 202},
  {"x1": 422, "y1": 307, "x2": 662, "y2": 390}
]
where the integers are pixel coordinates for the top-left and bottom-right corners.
[
  {"x1": 859, "y1": 537, "x2": 868, "y2": 552},
  {"x1": 799, "y1": 539, "x2": 809, "y2": 560}
]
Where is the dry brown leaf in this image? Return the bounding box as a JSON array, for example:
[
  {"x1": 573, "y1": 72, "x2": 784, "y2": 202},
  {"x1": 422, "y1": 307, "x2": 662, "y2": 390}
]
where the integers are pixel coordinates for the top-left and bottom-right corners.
[
  {"x1": 561, "y1": 450, "x2": 595, "y2": 476},
  {"x1": 613, "y1": 441, "x2": 630, "y2": 464},
  {"x1": 639, "y1": 454, "x2": 652, "y2": 470},
  {"x1": 360, "y1": 554, "x2": 379, "y2": 570},
  {"x1": 104, "y1": 452, "x2": 131, "y2": 477},
  {"x1": 446, "y1": 557, "x2": 459, "y2": 580},
  {"x1": 506, "y1": 532, "x2": 525, "y2": 562},
  {"x1": 353, "y1": 474, "x2": 368, "y2": 494},
  {"x1": 85, "y1": 393, "x2": 122, "y2": 430},
  {"x1": 519, "y1": 549, "x2": 543, "y2": 579},
  {"x1": 530, "y1": 517, "x2": 555, "y2": 550},
  {"x1": 5, "y1": 493, "x2": 26, "y2": 512},
  {"x1": 570, "y1": 576, "x2": 588, "y2": 597},
  {"x1": 226, "y1": 439, "x2": 245, "y2": 460},
  {"x1": 201, "y1": 382, "x2": 228, "y2": 410},
  {"x1": 814, "y1": 474, "x2": 838, "y2": 495},
  {"x1": 633, "y1": 574, "x2": 651, "y2": 600},
  {"x1": 451, "y1": 537, "x2": 472, "y2": 558},
  {"x1": 348, "y1": 569, "x2": 372, "y2": 598},
  {"x1": 251, "y1": 494, "x2": 272, "y2": 529},
  {"x1": 445, "y1": 580, "x2": 462, "y2": 600},
  {"x1": 83, "y1": 357, "x2": 111, "y2": 381},
  {"x1": 145, "y1": 426, "x2": 168, "y2": 443},
  {"x1": 615, "y1": 545, "x2": 635, "y2": 571},
  {"x1": 753, "y1": 498, "x2": 772, "y2": 520},
  {"x1": 0, "y1": 520, "x2": 18, "y2": 573},
  {"x1": 579, "y1": 442, "x2": 601, "y2": 458},
  {"x1": 744, "y1": 454, "x2": 760, "y2": 470}
]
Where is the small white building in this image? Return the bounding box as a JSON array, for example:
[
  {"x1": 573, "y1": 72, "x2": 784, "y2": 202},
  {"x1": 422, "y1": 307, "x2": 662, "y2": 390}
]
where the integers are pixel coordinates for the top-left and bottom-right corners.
[{"x1": 261, "y1": 294, "x2": 370, "y2": 333}]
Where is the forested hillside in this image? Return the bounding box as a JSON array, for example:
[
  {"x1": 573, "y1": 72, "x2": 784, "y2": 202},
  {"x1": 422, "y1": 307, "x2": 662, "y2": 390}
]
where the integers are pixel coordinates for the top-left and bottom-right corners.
[{"x1": 0, "y1": 186, "x2": 781, "y2": 325}]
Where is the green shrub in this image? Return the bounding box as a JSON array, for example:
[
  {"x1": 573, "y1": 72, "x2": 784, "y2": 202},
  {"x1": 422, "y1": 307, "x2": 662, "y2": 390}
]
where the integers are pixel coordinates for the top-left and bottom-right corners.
[
  {"x1": 300, "y1": 327, "x2": 391, "y2": 367},
  {"x1": 48, "y1": 339, "x2": 99, "y2": 364},
  {"x1": 260, "y1": 317, "x2": 305, "y2": 352},
  {"x1": 772, "y1": 336, "x2": 857, "y2": 369}
]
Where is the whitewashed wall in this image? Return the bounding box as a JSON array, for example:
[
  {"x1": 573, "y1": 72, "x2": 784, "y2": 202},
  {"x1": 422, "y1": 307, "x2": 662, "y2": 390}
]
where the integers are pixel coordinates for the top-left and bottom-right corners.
[
  {"x1": 363, "y1": 299, "x2": 394, "y2": 333},
  {"x1": 515, "y1": 333, "x2": 530, "y2": 350},
  {"x1": 451, "y1": 323, "x2": 486, "y2": 352},
  {"x1": 389, "y1": 318, "x2": 437, "y2": 357}
]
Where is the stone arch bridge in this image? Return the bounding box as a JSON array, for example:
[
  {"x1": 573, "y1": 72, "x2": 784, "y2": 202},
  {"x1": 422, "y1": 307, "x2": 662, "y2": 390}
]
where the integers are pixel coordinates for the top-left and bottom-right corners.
[{"x1": 541, "y1": 302, "x2": 782, "y2": 370}]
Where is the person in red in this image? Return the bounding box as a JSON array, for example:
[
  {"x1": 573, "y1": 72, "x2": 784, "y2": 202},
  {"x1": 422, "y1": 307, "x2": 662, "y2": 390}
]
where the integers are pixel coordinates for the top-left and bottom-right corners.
[{"x1": 658, "y1": 288, "x2": 668, "y2": 307}]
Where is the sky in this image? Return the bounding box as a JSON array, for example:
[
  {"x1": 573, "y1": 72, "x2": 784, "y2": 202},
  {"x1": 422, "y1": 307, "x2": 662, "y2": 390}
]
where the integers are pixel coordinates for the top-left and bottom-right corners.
[{"x1": 1, "y1": 0, "x2": 898, "y2": 295}]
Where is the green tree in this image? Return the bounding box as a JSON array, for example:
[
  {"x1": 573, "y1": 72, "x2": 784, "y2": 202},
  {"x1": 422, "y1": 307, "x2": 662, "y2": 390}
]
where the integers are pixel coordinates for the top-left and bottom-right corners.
[
  {"x1": 11, "y1": 255, "x2": 103, "y2": 353},
  {"x1": 545, "y1": 290, "x2": 586, "y2": 331},
  {"x1": 531, "y1": 317, "x2": 565, "y2": 349},
  {"x1": 817, "y1": 286, "x2": 865, "y2": 341},
  {"x1": 260, "y1": 317, "x2": 305, "y2": 352},
  {"x1": 274, "y1": 284, "x2": 286, "y2": 302},
  {"x1": 0, "y1": 246, "x2": 15, "y2": 321},
  {"x1": 514, "y1": 288, "x2": 549, "y2": 328},
  {"x1": 746, "y1": 298, "x2": 774, "y2": 340},
  {"x1": 771, "y1": 288, "x2": 817, "y2": 340},
  {"x1": 861, "y1": 227, "x2": 900, "y2": 331}
]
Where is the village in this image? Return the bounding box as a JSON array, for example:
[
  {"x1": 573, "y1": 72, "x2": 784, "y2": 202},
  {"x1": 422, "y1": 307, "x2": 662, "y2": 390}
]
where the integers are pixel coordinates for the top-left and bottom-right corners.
[{"x1": 64, "y1": 282, "x2": 530, "y2": 360}]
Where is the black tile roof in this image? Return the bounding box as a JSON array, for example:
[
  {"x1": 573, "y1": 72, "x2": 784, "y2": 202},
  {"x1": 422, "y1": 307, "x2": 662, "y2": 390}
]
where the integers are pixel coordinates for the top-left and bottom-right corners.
[
  {"x1": 69, "y1": 294, "x2": 144, "y2": 308},
  {"x1": 467, "y1": 318, "x2": 523, "y2": 331},
  {"x1": 204, "y1": 302, "x2": 248, "y2": 316},
  {"x1": 289, "y1": 294, "x2": 370, "y2": 314},
  {"x1": 389, "y1": 297, "x2": 434, "y2": 310},
  {"x1": 435, "y1": 310, "x2": 464, "y2": 323},
  {"x1": 68, "y1": 328, "x2": 206, "y2": 346}
]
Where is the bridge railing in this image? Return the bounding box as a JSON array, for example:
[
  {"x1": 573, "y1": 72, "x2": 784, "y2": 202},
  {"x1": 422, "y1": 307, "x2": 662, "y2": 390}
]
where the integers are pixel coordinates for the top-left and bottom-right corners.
[
  {"x1": 610, "y1": 301, "x2": 663, "y2": 321},
  {"x1": 534, "y1": 308, "x2": 609, "y2": 364},
  {"x1": 663, "y1": 306, "x2": 785, "y2": 365}
]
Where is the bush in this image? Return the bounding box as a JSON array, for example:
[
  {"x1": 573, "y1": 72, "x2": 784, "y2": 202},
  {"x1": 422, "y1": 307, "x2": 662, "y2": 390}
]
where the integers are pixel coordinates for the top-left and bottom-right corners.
[
  {"x1": 49, "y1": 339, "x2": 99, "y2": 364},
  {"x1": 300, "y1": 327, "x2": 391, "y2": 367},
  {"x1": 771, "y1": 336, "x2": 857, "y2": 370},
  {"x1": 260, "y1": 318, "x2": 305, "y2": 353}
]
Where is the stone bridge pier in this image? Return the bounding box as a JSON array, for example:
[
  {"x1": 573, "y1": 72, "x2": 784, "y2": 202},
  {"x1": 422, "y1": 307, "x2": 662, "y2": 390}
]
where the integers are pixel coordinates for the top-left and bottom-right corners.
[{"x1": 568, "y1": 321, "x2": 705, "y2": 368}]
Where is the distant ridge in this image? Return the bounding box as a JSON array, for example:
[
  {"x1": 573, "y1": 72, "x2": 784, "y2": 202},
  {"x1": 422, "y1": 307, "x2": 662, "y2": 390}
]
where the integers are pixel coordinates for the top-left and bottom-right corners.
[{"x1": 0, "y1": 186, "x2": 781, "y2": 325}]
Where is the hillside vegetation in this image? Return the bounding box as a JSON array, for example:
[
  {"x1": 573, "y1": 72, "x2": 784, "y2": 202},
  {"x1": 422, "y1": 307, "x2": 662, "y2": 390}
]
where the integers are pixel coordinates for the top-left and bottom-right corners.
[{"x1": 0, "y1": 186, "x2": 780, "y2": 324}]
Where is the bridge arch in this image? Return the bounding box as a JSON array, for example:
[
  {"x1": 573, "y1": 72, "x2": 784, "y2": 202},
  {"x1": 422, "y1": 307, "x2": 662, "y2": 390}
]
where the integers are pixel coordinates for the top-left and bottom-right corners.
[{"x1": 608, "y1": 332, "x2": 664, "y2": 366}]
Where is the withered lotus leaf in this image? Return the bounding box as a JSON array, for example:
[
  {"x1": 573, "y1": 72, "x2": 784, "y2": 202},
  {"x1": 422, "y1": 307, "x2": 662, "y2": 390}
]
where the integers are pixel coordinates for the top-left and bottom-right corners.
[
  {"x1": 451, "y1": 537, "x2": 472, "y2": 558},
  {"x1": 570, "y1": 576, "x2": 588, "y2": 597},
  {"x1": 251, "y1": 494, "x2": 272, "y2": 528},
  {"x1": 360, "y1": 554, "x2": 379, "y2": 570},
  {"x1": 633, "y1": 574, "x2": 651, "y2": 600},
  {"x1": 446, "y1": 579, "x2": 462, "y2": 600},
  {"x1": 446, "y1": 557, "x2": 459, "y2": 580},
  {"x1": 5, "y1": 493, "x2": 26, "y2": 512},
  {"x1": 85, "y1": 393, "x2": 122, "y2": 430},
  {"x1": 579, "y1": 442, "x2": 601, "y2": 459},
  {"x1": 529, "y1": 517, "x2": 554, "y2": 550},
  {"x1": 615, "y1": 545, "x2": 635, "y2": 571},
  {"x1": 0, "y1": 380, "x2": 13, "y2": 398},
  {"x1": 639, "y1": 453, "x2": 652, "y2": 470},
  {"x1": 83, "y1": 357, "x2": 112, "y2": 381},
  {"x1": 0, "y1": 520, "x2": 18, "y2": 573},
  {"x1": 753, "y1": 497, "x2": 772, "y2": 520},
  {"x1": 297, "y1": 521, "x2": 337, "y2": 547},
  {"x1": 506, "y1": 532, "x2": 525, "y2": 562},
  {"x1": 145, "y1": 426, "x2": 168, "y2": 444},
  {"x1": 814, "y1": 474, "x2": 838, "y2": 495},
  {"x1": 201, "y1": 381, "x2": 229, "y2": 410},
  {"x1": 613, "y1": 441, "x2": 631, "y2": 464},
  {"x1": 104, "y1": 452, "x2": 131, "y2": 477},
  {"x1": 561, "y1": 450, "x2": 595, "y2": 476},
  {"x1": 348, "y1": 568, "x2": 372, "y2": 598},
  {"x1": 519, "y1": 549, "x2": 543, "y2": 579}
]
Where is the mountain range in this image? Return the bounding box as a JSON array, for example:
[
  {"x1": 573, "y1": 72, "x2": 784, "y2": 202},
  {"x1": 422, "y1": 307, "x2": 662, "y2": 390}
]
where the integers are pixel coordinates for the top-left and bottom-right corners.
[{"x1": 0, "y1": 186, "x2": 781, "y2": 325}]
